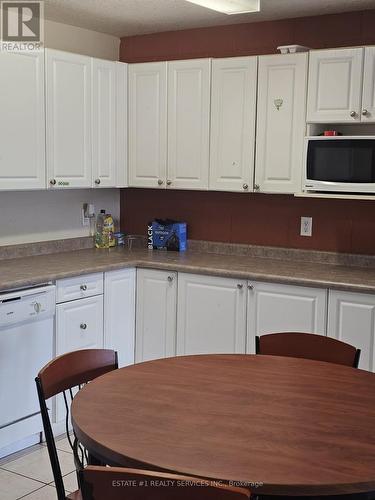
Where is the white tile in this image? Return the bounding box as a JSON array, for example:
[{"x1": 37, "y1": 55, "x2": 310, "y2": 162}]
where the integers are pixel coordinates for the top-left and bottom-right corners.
[
  {"x1": 19, "y1": 484, "x2": 58, "y2": 499},
  {"x1": 54, "y1": 471, "x2": 78, "y2": 494},
  {"x1": 2, "y1": 446, "x2": 75, "y2": 484},
  {"x1": 55, "y1": 437, "x2": 73, "y2": 455},
  {"x1": 0, "y1": 468, "x2": 43, "y2": 500}
]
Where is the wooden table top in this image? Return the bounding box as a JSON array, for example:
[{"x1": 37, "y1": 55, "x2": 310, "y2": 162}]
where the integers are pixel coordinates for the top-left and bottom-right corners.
[{"x1": 71, "y1": 354, "x2": 375, "y2": 496}]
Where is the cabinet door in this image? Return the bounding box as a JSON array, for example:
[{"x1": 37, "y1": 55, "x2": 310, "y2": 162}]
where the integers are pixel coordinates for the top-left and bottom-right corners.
[
  {"x1": 307, "y1": 48, "x2": 364, "y2": 123},
  {"x1": 177, "y1": 273, "x2": 247, "y2": 355},
  {"x1": 255, "y1": 53, "x2": 308, "y2": 194},
  {"x1": 104, "y1": 269, "x2": 135, "y2": 367},
  {"x1": 56, "y1": 295, "x2": 104, "y2": 354},
  {"x1": 135, "y1": 269, "x2": 177, "y2": 363},
  {"x1": 116, "y1": 62, "x2": 128, "y2": 187},
  {"x1": 210, "y1": 57, "x2": 257, "y2": 192},
  {"x1": 167, "y1": 59, "x2": 210, "y2": 190},
  {"x1": 128, "y1": 62, "x2": 167, "y2": 188},
  {"x1": 362, "y1": 47, "x2": 375, "y2": 123},
  {"x1": 247, "y1": 281, "x2": 327, "y2": 354},
  {"x1": 92, "y1": 58, "x2": 117, "y2": 188},
  {"x1": 0, "y1": 51, "x2": 45, "y2": 190},
  {"x1": 328, "y1": 290, "x2": 375, "y2": 372},
  {"x1": 46, "y1": 49, "x2": 92, "y2": 188}
]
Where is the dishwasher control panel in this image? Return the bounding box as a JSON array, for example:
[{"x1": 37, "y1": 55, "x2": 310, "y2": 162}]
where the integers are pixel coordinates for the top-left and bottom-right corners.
[{"x1": 0, "y1": 285, "x2": 56, "y2": 328}]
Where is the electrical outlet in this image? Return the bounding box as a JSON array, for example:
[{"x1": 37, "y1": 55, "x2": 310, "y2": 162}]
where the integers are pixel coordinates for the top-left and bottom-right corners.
[
  {"x1": 82, "y1": 208, "x2": 89, "y2": 227},
  {"x1": 300, "y1": 216, "x2": 313, "y2": 237}
]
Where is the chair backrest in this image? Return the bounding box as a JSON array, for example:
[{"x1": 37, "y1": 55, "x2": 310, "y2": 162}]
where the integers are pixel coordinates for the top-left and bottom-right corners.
[
  {"x1": 256, "y1": 332, "x2": 361, "y2": 368},
  {"x1": 35, "y1": 349, "x2": 118, "y2": 500},
  {"x1": 80, "y1": 466, "x2": 251, "y2": 500}
]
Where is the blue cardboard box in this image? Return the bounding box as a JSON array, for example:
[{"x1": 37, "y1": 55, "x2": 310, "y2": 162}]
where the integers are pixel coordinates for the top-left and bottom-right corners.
[{"x1": 148, "y1": 219, "x2": 187, "y2": 252}]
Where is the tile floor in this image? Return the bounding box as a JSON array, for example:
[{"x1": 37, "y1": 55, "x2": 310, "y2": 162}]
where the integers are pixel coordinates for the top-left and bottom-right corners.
[{"x1": 0, "y1": 435, "x2": 78, "y2": 499}]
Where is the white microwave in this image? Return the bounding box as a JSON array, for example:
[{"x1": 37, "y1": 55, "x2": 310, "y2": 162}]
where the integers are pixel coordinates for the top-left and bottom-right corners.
[{"x1": 304, "y1": 136, "x2": 375, "y2": 194}]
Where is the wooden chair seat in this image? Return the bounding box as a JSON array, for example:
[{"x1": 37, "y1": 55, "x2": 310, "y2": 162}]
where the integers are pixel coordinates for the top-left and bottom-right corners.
[
  {"x1": 79, "y1": 466, "x2": 251, "y2": 499},
  {"x1": 66, "y1": 490, "x2": 83, "y2": 500}
]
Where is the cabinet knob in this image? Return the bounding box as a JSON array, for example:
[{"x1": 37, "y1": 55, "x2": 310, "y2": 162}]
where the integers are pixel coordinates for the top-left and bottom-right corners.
[
  {"x1": 248, "y1": 284, "x2": 254, "y2": 290},
  {"x1": 243, "y1": 183, "x2": 249, "y2": 190},
  {"x1": 157, "y1": 179, "x2": 164, "y2": 186},
  {"x1": 167, "y1": 276, "x2": 174, "y2": 282},
  {"x1": 237, "y1": 283, "x2": 243, "y2": 289},
  {"x1": 80, "y1": 284, "x2": 87, "y2": 291},
  {"x1": 80, "y1": 323, "x2": 87, "y2": 330},
  {"x1": 362, "y1": 109, "x2": 369, "y2": 116},
  {"x1": 254, "y1": 184, "x2": 260, "y2": 192},
  {"x1": 166, "y1": 179, "x2": 172, "y2": 186},
  {"x1": 50, "y1": 179, "x2": 56, "y2": 186},
  {"x1": 95, "y1": 179, "x2": 101, "y2": 185},
  {"x1": 350, "y1": 110, "x2": 357, "y2": 118}
]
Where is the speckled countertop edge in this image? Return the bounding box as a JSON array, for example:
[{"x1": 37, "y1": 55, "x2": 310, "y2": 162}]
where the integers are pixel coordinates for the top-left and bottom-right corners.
[{"x1": 0, "y1": 246, "x2": 375, "y2": 294}]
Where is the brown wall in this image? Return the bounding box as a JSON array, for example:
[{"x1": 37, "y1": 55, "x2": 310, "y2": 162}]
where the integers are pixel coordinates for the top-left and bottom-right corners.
[
  {"x1": 120, "y1": 9, "x2": 375, "y2": 255},
  {"x1": 120, "y1": 10, "x2": 375, "y2": 62}
]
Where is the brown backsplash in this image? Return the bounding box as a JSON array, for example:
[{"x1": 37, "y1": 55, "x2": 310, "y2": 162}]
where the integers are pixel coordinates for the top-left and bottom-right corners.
[
  {"x1": 120, "y1": 189, "x2": 375, "y2": 255},
  {"x1": 120, "y1": 10, "x2": 375, "y2": 62},
  {"x1": 120, "y1": 9, "x2": 375, "y2": 256}
]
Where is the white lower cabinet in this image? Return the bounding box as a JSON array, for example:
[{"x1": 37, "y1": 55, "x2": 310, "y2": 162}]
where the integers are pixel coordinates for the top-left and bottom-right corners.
[
  {"x1": 177, "y1": 273, "x2": 247, "y2": 355},
  {"x1": 135, "y1": 269, "x2": 177, "y2": 362},
  {"x1": 56, "y1": 294, "x2": 104, "y2": 355},
  {"x1": 104, "y1": 269, "x2": 135, "y2": 367},
  {"x1": 247, "y1": 281, "x2": 327, "y2": 354},
  {"x1": 328, "y1": 290, "x2": 375, "y2": 372}
]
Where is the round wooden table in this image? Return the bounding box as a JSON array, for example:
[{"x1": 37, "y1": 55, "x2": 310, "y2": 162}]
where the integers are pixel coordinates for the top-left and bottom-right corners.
[{"x1": 71, "y1": 354, "x2": 375, "y2": 497}]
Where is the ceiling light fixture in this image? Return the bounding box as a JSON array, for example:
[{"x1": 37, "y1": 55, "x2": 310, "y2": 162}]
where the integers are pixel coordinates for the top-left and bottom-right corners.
[{"x1": 185, "y1": 0, "x2": 260, "y2": 15}]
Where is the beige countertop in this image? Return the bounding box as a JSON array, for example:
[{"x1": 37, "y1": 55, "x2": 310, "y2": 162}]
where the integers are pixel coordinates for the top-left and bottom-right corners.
[{"x1": 1, "y1": 246, "x2": 375, "y2": 293}]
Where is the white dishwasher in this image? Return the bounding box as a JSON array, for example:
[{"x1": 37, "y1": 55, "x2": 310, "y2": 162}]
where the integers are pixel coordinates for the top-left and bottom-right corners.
[{"x1": 0, "y1": 284, "x2": 56, "y2": 457}]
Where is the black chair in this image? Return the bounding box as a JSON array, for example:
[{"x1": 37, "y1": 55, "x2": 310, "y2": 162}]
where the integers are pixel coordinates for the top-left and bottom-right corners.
[
  {"x1": 35, "y1": 349, "x2": 118, "y2": 500},
  {"x1": 255, "y1": 332, "x2": 360, "y2": 368}
]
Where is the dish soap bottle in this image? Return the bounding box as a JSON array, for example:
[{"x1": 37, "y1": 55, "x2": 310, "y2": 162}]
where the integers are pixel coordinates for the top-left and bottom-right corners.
[
  {"x1": 95, "y1": 209, "x2": 108, "y2": 248},
  {"x1": 104, "y1": 213, "x2": 115, "y2": 248}
]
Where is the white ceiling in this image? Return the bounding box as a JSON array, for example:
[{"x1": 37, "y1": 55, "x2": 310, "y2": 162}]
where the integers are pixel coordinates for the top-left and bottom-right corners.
[{"x1": 44, "y1": 0, "x2": 375, "y2": 37}]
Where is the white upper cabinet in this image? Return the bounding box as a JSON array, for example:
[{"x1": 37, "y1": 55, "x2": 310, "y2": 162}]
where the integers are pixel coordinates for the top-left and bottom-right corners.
[
  {"x1": 0, "y1": 51, "x2": 45, "y2": 190},
  {"x1": 307, "y1": 48, "x2": 364, "y2": 123},
  {"x1": 210, "y1": 57, "x2": 257, "y2": 192},
  {"x1": 177, "y1": 273, "x2": 247, "y2": 356},
  {"x1": 128, "y1": 62, "x2": 167, "y2": 188},
  {"x1": 167, "y1": 59, "x2": 210, "y2": 190},
  {"x1": 46, "y1": 49, "x2": 92, "y2": 188},
  {"x1": 115, "y1": 62, "x2": 128, "y2": 187},
  {"x1": 362, "y1": 47, "x2": 375, "y2": 122},
  {"x1": 92, "y1": 58, "x2": 117, "y2": 188},
  {"x1": 247, "y1": 281, "x2": 327, "y2": 354},
  {"x1": 255, "y1": 53, "x2": 308, "y2": 194},
  {"x1": 328, "y1": 290, "x2": 375, "y2": 372}
]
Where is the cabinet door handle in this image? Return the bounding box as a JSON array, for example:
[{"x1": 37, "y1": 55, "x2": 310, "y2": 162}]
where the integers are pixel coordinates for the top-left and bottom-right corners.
[
  {"x1": 350, "y1": 110, "x2": 357, "y2": 118},
  {"x1": 254, "y1": 184, "x2": 260, "y2": 192},
  {"x1": 237, "y1": 283, "x2": 243, "y2": 289},
  {"x1": 243, "y1": 183, "x2": 248, "y2": 190},
  {"x1": 80, "y1": 323, "x2": 87, "y2": 330},
  {"x1": 167, "y1": 276, "x2": 174, "y2": 282},
  {"x1": 248, "y1": 284, "x2": 254, "y2": 290},
  {"x1": 362, "y1": 109, "x2": 369, "y2": 116},
  {"x1": 166, "y1": 179, "x2": 172, "y2": 186},
  {"x1": 49, "y1": 179, "x2": 56, "y2": 186},
  {"x1": 80, "y1": 284, "x2": 87, "y2": 291},
  {"x1": 157, "y1": 179, "x2": 164, "y2": 186},
  {"x1": 95, "y1": 179, "x2": 101, "y2": 185}
]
